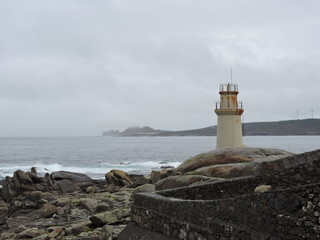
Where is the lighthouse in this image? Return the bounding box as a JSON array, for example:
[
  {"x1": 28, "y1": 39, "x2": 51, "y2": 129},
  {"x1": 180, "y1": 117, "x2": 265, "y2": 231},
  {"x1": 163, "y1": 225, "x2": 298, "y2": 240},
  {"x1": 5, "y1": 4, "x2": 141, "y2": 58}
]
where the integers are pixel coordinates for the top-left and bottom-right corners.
[{"x1": 214, "y1": 83, "x2": 245, "y2": 149}]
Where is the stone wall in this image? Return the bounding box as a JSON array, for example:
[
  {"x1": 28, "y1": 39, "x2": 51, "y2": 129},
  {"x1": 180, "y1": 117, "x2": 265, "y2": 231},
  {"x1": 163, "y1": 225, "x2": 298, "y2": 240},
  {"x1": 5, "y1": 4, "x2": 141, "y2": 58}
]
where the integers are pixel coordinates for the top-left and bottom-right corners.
[
  {"x1": 122, "y1": 149, "x2": 320, "y2": 239},
  {"x1": 131, "y1": 182, "x2": 320, "y2": 239}
]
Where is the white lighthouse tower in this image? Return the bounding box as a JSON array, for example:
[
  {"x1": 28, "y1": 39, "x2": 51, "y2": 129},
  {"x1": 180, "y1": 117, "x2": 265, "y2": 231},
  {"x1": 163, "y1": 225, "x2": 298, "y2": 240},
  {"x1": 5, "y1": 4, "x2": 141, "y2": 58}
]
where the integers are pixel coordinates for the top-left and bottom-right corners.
[{"x1": 214, "y1": 83, "x2": 245, "y2": 149}]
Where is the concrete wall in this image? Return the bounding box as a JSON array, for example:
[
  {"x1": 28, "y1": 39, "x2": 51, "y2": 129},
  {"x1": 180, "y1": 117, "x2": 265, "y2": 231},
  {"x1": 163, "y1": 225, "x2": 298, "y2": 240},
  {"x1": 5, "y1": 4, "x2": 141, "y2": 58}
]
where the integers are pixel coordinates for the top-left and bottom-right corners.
[{"x1": 125, "y1": 149, "x2": 320, "y2": 239}]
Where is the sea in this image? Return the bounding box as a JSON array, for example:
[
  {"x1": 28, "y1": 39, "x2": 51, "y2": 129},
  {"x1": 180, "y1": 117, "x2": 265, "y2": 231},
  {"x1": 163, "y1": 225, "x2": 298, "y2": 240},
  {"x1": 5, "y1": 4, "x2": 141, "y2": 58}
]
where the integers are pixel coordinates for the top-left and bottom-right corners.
[{"x1": 0, "y1": 136, "x2": 319, "y2": 180}]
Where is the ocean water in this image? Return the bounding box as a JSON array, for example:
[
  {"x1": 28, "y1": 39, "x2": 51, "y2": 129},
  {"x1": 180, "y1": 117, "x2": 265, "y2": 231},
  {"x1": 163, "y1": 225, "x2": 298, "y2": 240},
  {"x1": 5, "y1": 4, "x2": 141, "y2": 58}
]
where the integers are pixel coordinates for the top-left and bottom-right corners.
[{"x1": 0, "y1": 136, "x2": 319, "y2": 180}]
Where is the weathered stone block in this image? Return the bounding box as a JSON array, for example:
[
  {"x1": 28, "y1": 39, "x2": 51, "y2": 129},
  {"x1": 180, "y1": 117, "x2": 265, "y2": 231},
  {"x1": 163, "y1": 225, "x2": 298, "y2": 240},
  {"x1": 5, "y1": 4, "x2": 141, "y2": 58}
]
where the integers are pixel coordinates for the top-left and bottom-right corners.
[
  {"x1": 282, "y1": 159, "x2": 291, "y2": 169},
  {"x1": 306, "y1": 156, "x2": 313, "y2": 163},
  {"x1": 298, "y1": 157, "x2": 307, "y2": 165}
]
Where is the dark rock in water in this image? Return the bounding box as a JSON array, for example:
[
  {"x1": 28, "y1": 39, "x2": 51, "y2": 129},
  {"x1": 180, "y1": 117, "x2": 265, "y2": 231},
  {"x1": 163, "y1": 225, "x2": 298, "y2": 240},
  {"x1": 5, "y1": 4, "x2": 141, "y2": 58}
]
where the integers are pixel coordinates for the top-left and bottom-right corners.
[
  {"x1": 51, "y1": 171, "x2": 92, "y2": 182},
  {"x1": 158, "y1": 161, "x2": 168, "y2": 164},
  {"x1": 160, "y1": 165, "x2": 174, "y2": 169},
  {"x1": 31, "y1": 167, "x2": 37, "y2": 175},
  {"x1": 105, "y1": 170, "x2": 132, "y2": 187}
]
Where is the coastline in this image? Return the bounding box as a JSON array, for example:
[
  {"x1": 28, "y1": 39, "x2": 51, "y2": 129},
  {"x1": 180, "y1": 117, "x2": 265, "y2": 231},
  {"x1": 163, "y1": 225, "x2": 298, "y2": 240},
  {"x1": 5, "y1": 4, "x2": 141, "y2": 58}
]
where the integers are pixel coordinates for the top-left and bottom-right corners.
[
  {"x1": 1, "y1": 146, "x2": 320, "y2": 239},
  {"x1": 0, "y1": 168, "x2": 154, "y2": 239}
]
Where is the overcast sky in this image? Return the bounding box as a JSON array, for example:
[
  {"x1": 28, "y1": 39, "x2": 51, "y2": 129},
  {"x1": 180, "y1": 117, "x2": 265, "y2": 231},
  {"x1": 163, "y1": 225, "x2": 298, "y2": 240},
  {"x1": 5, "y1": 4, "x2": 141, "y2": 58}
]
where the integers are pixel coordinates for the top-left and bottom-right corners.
[{"x1": 0, "y1": 0, "x2": 319, "y2": 136}]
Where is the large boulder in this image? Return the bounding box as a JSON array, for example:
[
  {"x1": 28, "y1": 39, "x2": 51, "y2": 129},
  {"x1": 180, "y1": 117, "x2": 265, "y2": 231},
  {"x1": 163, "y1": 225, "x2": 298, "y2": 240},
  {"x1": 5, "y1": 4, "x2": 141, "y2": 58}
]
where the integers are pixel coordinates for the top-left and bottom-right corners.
[
  {"x1": 1, "y1": 170, "x2": 39, "y2": 201},
  {"x1": 1, "y1": 169, "x2": 57, "y2": 201},
  {"x1": 191, "y1": 162, "x2": 259, "y2": 178},
  {"x1": 51, "y1": 171, "x2": 92, "y2": 193},
  {"x1": 51, "y1": 171, "x2": 92, "y2": 182},
  {"x1": 130, "y1": 174, "x2": 151, "y2": 188},
  {"x1": 175, "y1": 147, "x2": 292, "y2": 174},
  {"x1": 39, "y1": 203, "x2": 57, "y2": 218},
  {"x1": 1, "y1": 177, "x2": 18, "y2": 201},
  {"x1": 10, "y1": 170, "x2": 38, "y2": 195},
  {"x1": 158, "y1": 148, "x2": 293, "y2": 190},
  {"x1": 175, "y1": 150, "x2": 253, "y2": 174},
  {"x1": 105, "y1": 170, "x2": 132, "y2": 187}
]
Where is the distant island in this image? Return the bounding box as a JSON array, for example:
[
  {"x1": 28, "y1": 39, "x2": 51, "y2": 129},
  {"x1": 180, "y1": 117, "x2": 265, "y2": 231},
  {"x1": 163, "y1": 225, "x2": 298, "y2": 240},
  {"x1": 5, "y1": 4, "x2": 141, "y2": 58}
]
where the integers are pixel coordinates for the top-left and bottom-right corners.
[{"x1": 102, "y1": 119, "x2": 320, "y2": 137}]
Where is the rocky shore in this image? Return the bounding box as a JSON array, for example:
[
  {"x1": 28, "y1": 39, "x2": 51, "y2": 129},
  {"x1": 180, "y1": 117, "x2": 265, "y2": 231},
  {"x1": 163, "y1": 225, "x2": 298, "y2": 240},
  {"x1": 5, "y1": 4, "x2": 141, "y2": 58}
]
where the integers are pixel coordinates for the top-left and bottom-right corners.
[
  {"x1": 0, "y1": 147, "x2": 293, "y2": 240},
  {"x1": 0, "y1": 168, "x2": 154, "y2": 240}
]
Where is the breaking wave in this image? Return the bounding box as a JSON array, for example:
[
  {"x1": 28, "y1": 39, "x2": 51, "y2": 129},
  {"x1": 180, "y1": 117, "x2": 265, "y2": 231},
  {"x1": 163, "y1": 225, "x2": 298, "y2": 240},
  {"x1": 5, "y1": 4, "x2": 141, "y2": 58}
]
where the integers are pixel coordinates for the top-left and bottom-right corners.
[{"x1": 0, "y1": 161, "x2": 181, "y2": 180}]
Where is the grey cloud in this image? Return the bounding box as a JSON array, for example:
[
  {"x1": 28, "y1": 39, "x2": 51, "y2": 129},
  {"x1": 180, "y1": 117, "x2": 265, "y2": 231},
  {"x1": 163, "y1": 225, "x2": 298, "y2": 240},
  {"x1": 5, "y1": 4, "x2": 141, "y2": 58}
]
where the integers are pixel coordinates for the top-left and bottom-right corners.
[{"x1": 0, "y1": 0, "x2": 319, "y2": 136}]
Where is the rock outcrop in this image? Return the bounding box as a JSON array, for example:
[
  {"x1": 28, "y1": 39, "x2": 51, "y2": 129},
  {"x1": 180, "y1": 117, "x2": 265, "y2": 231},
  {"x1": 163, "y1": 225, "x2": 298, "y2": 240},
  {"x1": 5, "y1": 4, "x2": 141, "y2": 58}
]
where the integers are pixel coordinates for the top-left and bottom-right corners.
[
  {"x1": 105, "y1": 169, "x2": 132, "y2": 187},
  {"x1": 51, "y1": 170, "x2": 93, "y2": 193},
  {"x1": 175, "y1": 147, "x2": 292, "y2": 174},
  {"x1": 0, "y1": 168, "x2": 144, "y2": 239},
  {"x1": 1, "y1": 170, "x2": 55, "y2": 201},
  {"x1": 157, "y1": 147, "x2": 293, "y2": 190}
]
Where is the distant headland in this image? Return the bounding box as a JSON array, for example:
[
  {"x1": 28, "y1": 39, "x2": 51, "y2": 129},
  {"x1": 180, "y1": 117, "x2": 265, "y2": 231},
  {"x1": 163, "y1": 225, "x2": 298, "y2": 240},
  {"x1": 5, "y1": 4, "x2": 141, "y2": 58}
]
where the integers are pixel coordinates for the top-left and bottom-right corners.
[{"x1": 103, "y1": 118, "x2": 320, "y2": 137}]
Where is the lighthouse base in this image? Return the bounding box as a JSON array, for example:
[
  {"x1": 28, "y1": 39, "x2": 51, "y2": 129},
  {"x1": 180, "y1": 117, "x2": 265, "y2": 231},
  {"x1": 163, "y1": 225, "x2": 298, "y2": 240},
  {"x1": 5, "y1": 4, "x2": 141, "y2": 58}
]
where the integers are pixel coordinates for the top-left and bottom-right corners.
[{"x1": 216, "y1": 115, "x2": 245, "y2": 149}]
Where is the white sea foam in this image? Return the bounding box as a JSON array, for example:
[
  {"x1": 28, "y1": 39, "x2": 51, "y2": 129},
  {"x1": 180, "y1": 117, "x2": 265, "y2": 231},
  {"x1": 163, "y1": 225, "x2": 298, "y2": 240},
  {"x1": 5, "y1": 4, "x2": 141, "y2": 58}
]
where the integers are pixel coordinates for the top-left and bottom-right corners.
[{"x1": 0, "y1": 160, "x2": 182, "y2": 179}]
